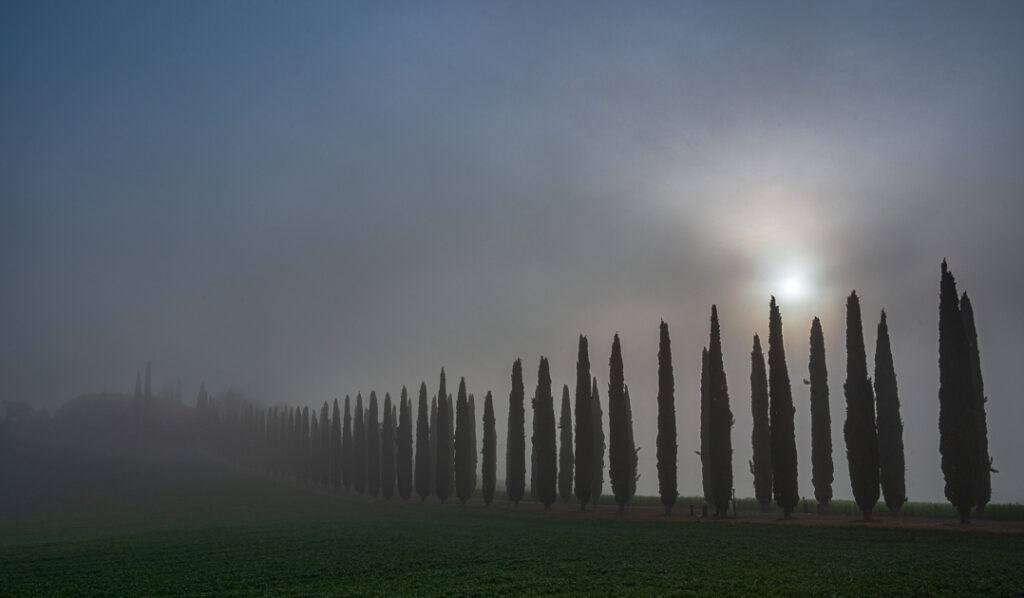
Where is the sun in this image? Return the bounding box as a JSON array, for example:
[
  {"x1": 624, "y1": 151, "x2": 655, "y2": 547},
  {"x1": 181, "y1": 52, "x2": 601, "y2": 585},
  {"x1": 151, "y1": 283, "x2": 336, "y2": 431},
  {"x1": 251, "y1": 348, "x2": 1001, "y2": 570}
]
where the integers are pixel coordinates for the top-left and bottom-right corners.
[{"x1": 779, "y1": 275, "x2": 810, "y2": 301}]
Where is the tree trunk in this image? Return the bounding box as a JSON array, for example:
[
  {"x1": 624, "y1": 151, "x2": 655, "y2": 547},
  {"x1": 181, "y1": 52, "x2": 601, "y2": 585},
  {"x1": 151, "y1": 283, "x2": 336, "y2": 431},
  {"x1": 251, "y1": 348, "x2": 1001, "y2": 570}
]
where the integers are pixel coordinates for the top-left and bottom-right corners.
[
  {"x1": 580, "y1": 503, "x2": 586, "y2": 512},
  {"x1": 618, "y1": 503, "x2": 625, "y2": 514},
  {"x1": 976, "y1": 504, "x2": 985, "y2": 519},
  {"x1": 664, "y1": 505, "x2": 671, "y2": 516},
  {"x1": 862, "y1": 509, "x2": 872, "y2": 521},
  {"x1": 959, "y1": 507, "x2": 970, "y2": 524},
  {"x1": 783, "y1": 506, "x2": 792, "y2": 519}
]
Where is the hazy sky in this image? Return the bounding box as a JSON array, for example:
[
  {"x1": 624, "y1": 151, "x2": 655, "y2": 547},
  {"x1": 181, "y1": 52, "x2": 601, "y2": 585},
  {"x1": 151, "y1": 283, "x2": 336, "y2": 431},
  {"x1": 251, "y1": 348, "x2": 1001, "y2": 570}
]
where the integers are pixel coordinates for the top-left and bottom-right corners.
[{"x1": 3, "y1": 1, "x2": 1023, "y2": 502}]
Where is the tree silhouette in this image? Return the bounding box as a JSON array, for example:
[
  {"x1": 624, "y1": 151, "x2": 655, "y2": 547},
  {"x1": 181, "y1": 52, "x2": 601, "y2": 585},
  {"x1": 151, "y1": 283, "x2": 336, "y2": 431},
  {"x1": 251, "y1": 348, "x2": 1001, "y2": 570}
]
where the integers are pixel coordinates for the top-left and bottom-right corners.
[
  {"x1": 809, "y1": 317, "x2": 834, "y2": 509},
  {"x1": 414, "y1": 382, "x2": 431, "y2": 501},
  {"x1": 332, "y1": 398, "x2": 343, "y2": 490},
  {"x1": 532, "y1": 357, "x2": 558, "y2": 508},
  {"x1": 506, "y1": 358, "x2": 526, "y2": 506},
  {"x1": 482, "y1": 391, "x2": 496, "y2": 506},
  {"x1": 591, "y1": 377, "x2": 604, "y2": 506},
  {"x1": 961, "y1": 293, "x2": 993, "y2": 515},
  {"x1": 874, "y1": 310, "x2": 906, "y2": 516},
  {"x1": 468, "y1": 394, "x2": 478, "y2": 499},
  {"x1": 573, "y1": 335, "x2": 593, "y2": 510},
  {"x1": 455, "y1": 379, "x2": 474, "y2": 504},
  {"x1": 429, "y1": 395, "x2": 437, "y2": 498},
  {"x1": 749, "y1": 334, "x2": 772, "y2": 512},
  {"x1": 397, "y1": 386, "x2": 414, "y2": 501},
  {"x1": 699, "y1": 347, "x2": 712, "y2": 506},
  {"x1": 656, "y1": 320, "x2": 677, "y2": 515},
  {"x1": 381, "y1": 393, "x2": 396, "y2": 500},
  {"x1": 367, "y1": 392, "x2": 381, "y2": 497},
  {"x1": 769, "y1": 297, "x2": 799, "y2": 518},
  {"x1": 608, "y1": 334, "x2": 634, "y2": 513},
  {"x1": 844, "y1": 291, "x2": 880, "y2": 519},
  {"x1": 708, "y1": 306, "x2": 733, "y2": 517},
  {"x1": 341, "y1": 396, "x2": 352, "y2": 492},
  {"x1": 353, "y1": 394, "x2": 366, "y2": 494},
  {"x1": 319, "y1": 401, "x2": 330, "y2": 487},
  {"x1": 558, "y1": 385, "x2": 573, "y2": 503},
  {"x1": 939, "y1": 261, "x2": 978, "y2": 523},
  {"x1": 435, "y1": 370, "x2": 451, "y2": 503}
]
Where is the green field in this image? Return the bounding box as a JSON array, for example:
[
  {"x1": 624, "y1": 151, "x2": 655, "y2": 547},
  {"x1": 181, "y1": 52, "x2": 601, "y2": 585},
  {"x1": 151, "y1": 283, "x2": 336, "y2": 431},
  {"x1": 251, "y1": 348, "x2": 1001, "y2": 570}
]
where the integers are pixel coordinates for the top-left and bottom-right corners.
[{"x1": 2, "y1": 442, "x2": 1023, "y2": 596}]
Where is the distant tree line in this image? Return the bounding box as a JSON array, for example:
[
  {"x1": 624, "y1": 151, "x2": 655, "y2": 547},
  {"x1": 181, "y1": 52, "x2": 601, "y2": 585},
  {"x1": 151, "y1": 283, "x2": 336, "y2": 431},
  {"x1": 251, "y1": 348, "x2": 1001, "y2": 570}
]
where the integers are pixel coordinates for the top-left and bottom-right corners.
[{"x1": 191, "y1": 261, "x2": 992, "y2": 521}]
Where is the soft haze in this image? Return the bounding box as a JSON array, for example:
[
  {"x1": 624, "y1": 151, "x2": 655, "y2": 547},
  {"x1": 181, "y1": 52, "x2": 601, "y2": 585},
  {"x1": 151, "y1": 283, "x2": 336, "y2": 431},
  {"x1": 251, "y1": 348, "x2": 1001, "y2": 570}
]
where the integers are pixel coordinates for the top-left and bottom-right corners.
[{"x1": 2, "y1": 2, "x2": 1023, "y2": 503}]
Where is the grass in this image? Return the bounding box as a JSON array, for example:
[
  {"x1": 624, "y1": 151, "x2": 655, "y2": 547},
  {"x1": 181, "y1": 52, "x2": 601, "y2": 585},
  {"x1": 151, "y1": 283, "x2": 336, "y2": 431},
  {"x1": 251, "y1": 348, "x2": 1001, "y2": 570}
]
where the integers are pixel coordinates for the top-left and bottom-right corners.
[{"x1": 2, "y1": 439, "x2": 1023, "y2": 596}]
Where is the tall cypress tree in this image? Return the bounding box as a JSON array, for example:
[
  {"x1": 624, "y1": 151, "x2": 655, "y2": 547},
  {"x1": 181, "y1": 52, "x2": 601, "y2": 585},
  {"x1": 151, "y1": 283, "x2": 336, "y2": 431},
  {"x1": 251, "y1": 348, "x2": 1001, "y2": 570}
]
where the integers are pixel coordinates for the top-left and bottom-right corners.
[
  {"x1": 397, "y1": 387, "x2": 413, "y2": 500},
  {"x1": 367, "y1": 392, "x2": 381, "y2": 497},
  {"x1": 939, "y1": 261, "x2": 976, "y2": 523},
  {"x1": 301, "y1": 406, "x2": 310, "y2": 483},
  {"x1": 353, "y1": 394, "x2": 366, "y2": 494},
  {"x1": 699, "y1": 347, "x2": 712, "y2": 506},
  {"x1": 331, "y1": 398, "x2": 342, "y2": 490},
  {"x1": 468, "y1": 394, "x2": 478, "y2": 498},
  {"x1": 708, "y1": 306, "x2": 733, "y2": 517},
  {"x1": 750, "y1": 334, "x2": 772, "y2": 512},
  {"x1": 414, "y1": 382, "x2": 431, "y2": 501},
  {"x1": 608, "y1": 334, "x2": 633, "y2": 512},
  {"x1": 591, "y1": 377, "x2": 604, "y2": 506},
  {"x1": 482, "y1": 391, "x2": 496, "y2": 505},
  {"x1": 624, "y1": 385, "x2": 638, "y2": 501},
  {"x1": 435, "y1": 369, "x2": 451, "y2": 503},
  {"x1": 310, "y1": 412, "x2": 321, "y2": 485},
  {"x1": 429, "y1": 395, "x2": 438, "y2": 497},
  {"x1": 769, "y1": 297, "x2": 799, "y2": 518},
  {"x1": 455, "y1": 378, "x2": 473, "y2": 504},
  {"x1": 447, "y1": 391, "x2": 455, "y2": 493},
  {"x1": 532, "y1": 357, "x2": 558, "y2": 508},
  {"x1": 875, "y1": 310, "x2": 906, "y2": 516},
  {"x1": 506, "y1": 358, "x2": 526, "y2": 506},
  {"x1": 656, "y1": 320, "x2": 677, "y2": 515},
  {"x1": 341, "y1": 396, "x2": 352, "y2": 492},
  {"x1": 558, "y1": 385, "x2": 573, "y2": 503},
  {"x1": 574, "y1": 335, "x2": 593, "y2": 510},
  {"x1": 381, "y1": 393, "x2": 396, "y2": 500},
  {"x1": 961, "y1": 293, "x2": 993, "y2": 515},
  {"x1": 844, "y1": 291, "x2": 880, "y2": 519},
  {"x1": 320, "y1": 401, "x2": 331, "y2": 487},
  {"x1": 809, "y1": 317, "x2": 834, "y2": 509}
]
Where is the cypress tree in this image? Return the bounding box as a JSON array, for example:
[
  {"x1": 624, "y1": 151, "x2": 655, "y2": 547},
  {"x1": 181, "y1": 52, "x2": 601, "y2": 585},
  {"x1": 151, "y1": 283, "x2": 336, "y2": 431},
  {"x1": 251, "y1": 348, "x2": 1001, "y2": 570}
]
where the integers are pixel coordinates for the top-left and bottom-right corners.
[
  {"x1": 769, "y1": 297, "x2": 799, "y2": 518},
  {"x1": 455, "y1": 379, "x2": 473, "y2": 504},
  {"x1": 331, "y1": 398, "x2": 342, "y2": 490},
  {"x1": 301, "y1": 406, "x2": 310, "y2": 483},
  {"x1": 656, "y1": 320, "x2": 677, "y2": 515},
  {"x1": 699, "y1": 347, "x2": 712, "y2": 506},
  {"x1": 558, "y1": 385, "x2": 573, "y2": 503},
  {"x1": 809, "y1": 317, "x2": 834, "y2": 509},
  {"x1": 397, "y1": 386, "x2": 413, "y2": 501},
  {"x1": 961, "y1": 293, "x2": 994, "y2": 515},
  {"x1": 414, "y1": 382, "x2": 431, "y2": 501},
  {"x1": 353, "y1": 394, "x2": 366, "y2": 494},
  {"x1": 319, "y1": 401, "x2": 331, "y2": 485},
  {"x1": 843, "y1": 291, "x2": 880, "y2": 519},
  {"x1": 608, "y1": 334, "x2": 634, "y2": 512},
  {"x1": 310, "y1": 412, "x2": 320, "y2": 485},
  {"x1": 435, "y1": 370, "x2": 451, "y2": 503},
  {"x1": 939, "y1": 261, "x2": 978, "y2": 523},
  {"x1": 341, "y1": 396, "x2": 352, "y2": 491},
  {"x1": 590, "y1": 377, "x2": 604, "y2": 505},
  {"x1": 708, "y1": 306, "x2": 733, "y2": 517},
  {"x1": 367, "y1": 392, "x2": 381, "y2": 497},
  {"x1": 482, "y1": 391, "x2": 496, "y2": 505},
  {"x1": 506, "y1": 358, "x2": 526, "y2": 506},
  {"x1": 624, "y1": 385, "x2": 639, "y2": 501},
  {"x1": 573, "y1": 335, "x2": 593, "y2": 510},
  {"x1": 382, "y1": 393, "x2": 396, "y2": 500},
  {"x1": 447, "y1": 391, "x2": 455, "y2": 494},
  {"x1": 468, "y1": 394, "x2": 478, "y2": 498},
  {"x1": 429, "y1": 395, "x2": 438, "y2": 497},
  {"x1": 875, "y1": 310, "x2": 906, "y2": 516},
  {"x1": 532, "y1": 357, "x2": 558, "y2": 508},
  {"x1": 750, "y1": 334, "x2": 772, "y2": 512}
]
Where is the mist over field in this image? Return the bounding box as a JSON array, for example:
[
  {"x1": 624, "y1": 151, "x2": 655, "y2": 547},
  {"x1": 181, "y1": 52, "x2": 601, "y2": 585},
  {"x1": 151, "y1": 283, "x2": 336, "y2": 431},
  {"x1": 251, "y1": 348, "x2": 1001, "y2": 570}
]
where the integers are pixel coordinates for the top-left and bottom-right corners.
[{"x1": 3, "y1": 0, "x2": 1023, "y2": 511}]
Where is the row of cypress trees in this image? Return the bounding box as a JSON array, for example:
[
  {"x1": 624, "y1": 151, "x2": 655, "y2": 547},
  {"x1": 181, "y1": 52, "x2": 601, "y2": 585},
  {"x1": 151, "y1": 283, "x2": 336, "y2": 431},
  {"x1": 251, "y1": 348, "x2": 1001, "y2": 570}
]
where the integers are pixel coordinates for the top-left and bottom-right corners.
[{"x1": 196, "y1": 261, "x2": 991, "y2": 520}]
